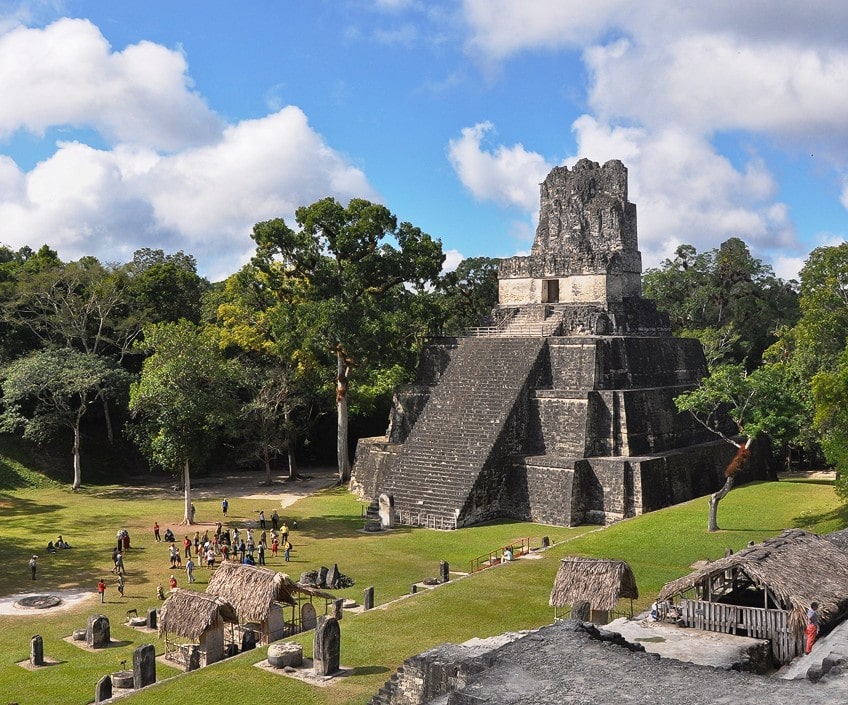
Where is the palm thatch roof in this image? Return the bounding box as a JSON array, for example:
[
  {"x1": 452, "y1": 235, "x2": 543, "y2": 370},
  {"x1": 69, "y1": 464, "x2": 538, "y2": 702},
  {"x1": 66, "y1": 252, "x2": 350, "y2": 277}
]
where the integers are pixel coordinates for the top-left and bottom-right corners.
[
  {"x1": 158, "y1": 589, "x2": 238, "y2": 640},
  {"x1": 658, "y1": 529, "x2": 848, "y2": 632},
  {"x1": 206, "y1": 562, "x2": 337, "y2": 623},
  {"x1": 549, "y1": 557, "x2": 638, "y2": 610}
]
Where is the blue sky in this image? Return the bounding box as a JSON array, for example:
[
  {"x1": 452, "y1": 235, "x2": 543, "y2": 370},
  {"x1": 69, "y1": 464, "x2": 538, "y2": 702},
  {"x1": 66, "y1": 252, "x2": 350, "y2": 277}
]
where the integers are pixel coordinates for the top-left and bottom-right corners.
[{"x1": 0, "y1": 1, "x2": 846, "y2": 282}]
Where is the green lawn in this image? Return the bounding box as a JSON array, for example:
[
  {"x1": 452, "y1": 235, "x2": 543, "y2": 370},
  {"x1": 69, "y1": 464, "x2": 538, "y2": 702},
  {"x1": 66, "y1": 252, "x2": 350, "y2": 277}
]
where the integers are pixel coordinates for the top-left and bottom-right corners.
[{"x1": 0, "y1": 472, "x2": 844, "y2": 705}]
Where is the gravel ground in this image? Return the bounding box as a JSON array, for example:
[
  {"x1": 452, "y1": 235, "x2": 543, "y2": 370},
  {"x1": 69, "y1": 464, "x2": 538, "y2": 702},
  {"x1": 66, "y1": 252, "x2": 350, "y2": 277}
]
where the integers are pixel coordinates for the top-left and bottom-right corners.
[{"x1": 444, "y1": 621, "x2": 847, "y2": 705}]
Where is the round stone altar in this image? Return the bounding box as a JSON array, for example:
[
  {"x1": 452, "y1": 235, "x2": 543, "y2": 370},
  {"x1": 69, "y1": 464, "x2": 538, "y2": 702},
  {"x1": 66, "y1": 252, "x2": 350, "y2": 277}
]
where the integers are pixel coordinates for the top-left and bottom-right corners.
[
  {"x1": 267, "y1": 642, "x2": 303, "y2": 668},
  {"x1": 15, "y1": 595, "x2": 62, "y2": 610}
]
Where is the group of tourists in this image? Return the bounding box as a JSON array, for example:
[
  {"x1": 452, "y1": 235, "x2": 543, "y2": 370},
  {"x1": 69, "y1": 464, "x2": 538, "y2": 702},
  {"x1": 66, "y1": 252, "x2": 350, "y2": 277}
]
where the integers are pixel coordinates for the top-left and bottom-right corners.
[{"x1": 156, "y1": 509, "x2": 296, "y2": 587}]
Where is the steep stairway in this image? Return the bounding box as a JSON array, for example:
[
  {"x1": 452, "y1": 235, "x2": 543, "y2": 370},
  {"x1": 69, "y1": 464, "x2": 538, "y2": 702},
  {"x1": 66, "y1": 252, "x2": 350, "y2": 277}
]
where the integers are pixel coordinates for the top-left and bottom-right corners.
[{"x1": 383, "y1": 336, "x2": 546, "y2": 528}]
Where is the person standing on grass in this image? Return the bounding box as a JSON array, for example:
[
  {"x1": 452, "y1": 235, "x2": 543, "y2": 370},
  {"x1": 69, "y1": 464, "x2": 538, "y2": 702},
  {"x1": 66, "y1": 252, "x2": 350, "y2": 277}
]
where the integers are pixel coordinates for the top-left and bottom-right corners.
[
  {"x1": 283, "y1": 540, "x2": 291, "y2": 562},
  {"x1": 271, "y1": 510, "x2": 279, "y2": 531},
  {"x1": 259, "y1": 510, "x2": 266, "y2": 529},
  {"x1": 29, "y1": 555, "x2": 37, "y2": 579},
  {"x1": 117, "y1": 574, "x2": 125, "y2": 598},
  {"x1": 222, "y1": 498, "x2": 228, "y2": 516},
  {"x1": 169, "y1": 574, "x2": 177, "y2": 590},
  {"x1": 183, "y1": 535, "x2": 191, "y2": 559},
  {"x1": 153, "y1": 521, "x2": 161, "y2": 542},
  {"x1": 98, "y1": 578, "x2": 106, "y2": 603},
  {"x1": 185, "y1": 556, "x2": 195, "y2": 583}
]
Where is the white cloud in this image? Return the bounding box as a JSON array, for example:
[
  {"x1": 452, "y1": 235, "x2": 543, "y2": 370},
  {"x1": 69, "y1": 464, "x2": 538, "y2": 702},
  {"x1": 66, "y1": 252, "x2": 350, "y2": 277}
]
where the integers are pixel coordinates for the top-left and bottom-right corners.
[
  {"x1": 0, "y1": 18, "x2": 221, "y2": 150},
  {"x1": 447, "y1": 121, "x2": 552, "y2": 211},
  {"x1": 442, "y1": 248, "x2": 465, "y2": 273},
  {"x1": 0, "y1": 108, "x2": 377, "y2": 282}
]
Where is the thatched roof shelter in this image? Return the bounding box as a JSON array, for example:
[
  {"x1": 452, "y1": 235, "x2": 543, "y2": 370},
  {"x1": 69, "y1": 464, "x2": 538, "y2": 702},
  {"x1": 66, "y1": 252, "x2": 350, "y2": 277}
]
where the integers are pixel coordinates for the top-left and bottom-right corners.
[
  {"x1": 549, "y1": 557, "x2": 638, "y2": 610},
  {"x1": 658, "y1": 529, "x2": 848, "y2": 633},
  {"x1": 206, "y1": 562, "x2": 336, "y2": 623},
  {"x1": 158, "y1": 589, "x2": 238, "y2": 640}
]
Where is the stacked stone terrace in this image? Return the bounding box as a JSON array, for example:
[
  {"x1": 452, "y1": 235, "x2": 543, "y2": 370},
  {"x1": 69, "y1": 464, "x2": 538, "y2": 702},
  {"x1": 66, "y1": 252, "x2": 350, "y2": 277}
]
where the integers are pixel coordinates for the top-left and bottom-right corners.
[{"x1": 351, "y1": 159, "x2": 771, "y2": 529}]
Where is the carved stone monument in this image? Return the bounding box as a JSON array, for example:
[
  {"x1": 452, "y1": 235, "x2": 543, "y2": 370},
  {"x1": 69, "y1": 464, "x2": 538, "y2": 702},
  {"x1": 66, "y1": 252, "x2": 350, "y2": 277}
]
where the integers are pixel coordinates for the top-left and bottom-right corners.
[
  {"x1": 301, "y1": 602, "x2": 318, "y2": 631},
  {"x1": 363, "y1": 586, "x2": 374, "y2": 611},
  {"x1": 439, "y1": 560, "x2": 450, "y2": 583},
  {"x1": 133, "y1": 644, "x2": 156, "y2": 689},
  {"x1": 146, "y1": 607, "x2": 158, "y2": 629},
  {"x1": 313, "y1": 616, "x2": 340, "y2": 676},
  {"x1": 351, "y1": 159, "x2": 772, "y2": 529},
  {"x1": 30, "y1": 635, "x2": 44, "y2": 666},
  {"x1": 326, "y1": 563, "x2": 339, "y2": 590},
  {"x1": 378, "y1": 493, "x2": 394, "y2": 528},
  {"x1": 86, "y1": 615, "x2": 110, "y2": 649},
  {"x1": 94, "y1": 675, "x2": 112, "y2": 704}
]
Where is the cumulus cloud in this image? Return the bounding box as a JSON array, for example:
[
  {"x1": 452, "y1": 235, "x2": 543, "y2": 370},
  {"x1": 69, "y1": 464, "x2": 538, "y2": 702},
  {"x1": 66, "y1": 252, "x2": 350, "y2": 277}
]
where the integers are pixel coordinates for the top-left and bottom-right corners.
[
  {"x1": 0, "y1": 107, "x2": 376, "y2": 281},
  {"x1": 0, "y1": 18, "x2": 221, "y2": 150},
  {"x1": 447, "y1": 121, "x2": 552, "y2": 211},
  {"x1": 0, "y1": 18, "x2": 379, "y2": 281}
]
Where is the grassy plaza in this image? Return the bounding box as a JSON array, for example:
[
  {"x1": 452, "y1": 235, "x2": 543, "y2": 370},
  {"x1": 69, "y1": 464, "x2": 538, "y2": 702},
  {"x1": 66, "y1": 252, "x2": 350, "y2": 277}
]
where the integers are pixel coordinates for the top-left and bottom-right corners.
[{"x1": 1, "y1": 455, "x2": 844, "y2": 705}]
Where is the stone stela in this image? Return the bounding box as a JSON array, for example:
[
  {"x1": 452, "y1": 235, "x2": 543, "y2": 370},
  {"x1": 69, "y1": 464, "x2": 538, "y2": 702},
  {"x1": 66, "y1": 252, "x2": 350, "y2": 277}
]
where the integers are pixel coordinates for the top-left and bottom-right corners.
[{"x1": 351, "y1": 158, "x2": 771, "y2": 530}]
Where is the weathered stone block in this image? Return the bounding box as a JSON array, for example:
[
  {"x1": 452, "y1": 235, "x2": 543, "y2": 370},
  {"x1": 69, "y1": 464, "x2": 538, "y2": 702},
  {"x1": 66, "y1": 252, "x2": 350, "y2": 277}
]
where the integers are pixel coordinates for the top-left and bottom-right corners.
[
  {"x1": 268, "y1": 642, "x2": 303, "y2": 668},
  {"x1": 313, "y1": 616, "x2": 340, "y2": 676},
  {"x1": 86, "y1": 615, "x2": 110, "y2": 649},
  {"x1": 133, "y1": 643, "x2": 156, "y2": 688}
]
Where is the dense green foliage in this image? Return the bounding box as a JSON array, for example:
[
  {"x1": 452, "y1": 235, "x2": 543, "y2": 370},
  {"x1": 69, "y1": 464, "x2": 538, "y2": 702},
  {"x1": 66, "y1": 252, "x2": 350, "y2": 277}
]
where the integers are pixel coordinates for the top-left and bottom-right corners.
[
  {"x1": 643, "y1": 238, "x2": 799, "y2": 368},
  {"x1": 250, "y1": 198, "x2": 445, "y2": 480}
]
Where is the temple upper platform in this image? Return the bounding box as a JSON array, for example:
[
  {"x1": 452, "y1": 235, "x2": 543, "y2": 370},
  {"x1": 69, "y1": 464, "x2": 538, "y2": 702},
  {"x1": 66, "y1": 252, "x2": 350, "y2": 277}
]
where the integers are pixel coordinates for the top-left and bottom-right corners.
[{"x1": 498, "y1": 158, "x2": 643, "y2": 307}]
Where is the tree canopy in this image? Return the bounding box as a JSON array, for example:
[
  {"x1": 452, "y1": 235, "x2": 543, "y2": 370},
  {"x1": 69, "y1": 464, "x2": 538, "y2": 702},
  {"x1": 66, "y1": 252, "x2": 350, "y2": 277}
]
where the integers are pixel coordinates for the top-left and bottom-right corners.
[{"x1": 250, "y1": 197, "x2": 444, "y2": 481}]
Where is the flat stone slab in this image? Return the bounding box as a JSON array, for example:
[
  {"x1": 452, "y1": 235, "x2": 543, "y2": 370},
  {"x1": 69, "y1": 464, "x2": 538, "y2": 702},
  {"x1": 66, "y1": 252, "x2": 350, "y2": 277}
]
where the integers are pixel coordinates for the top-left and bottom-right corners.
[
  {"x1": 254, "y1": 658, "x2": 352, "y2": 686},
  {"x1": 605, "y1": 617, "x2": 768, "y2": 669}
]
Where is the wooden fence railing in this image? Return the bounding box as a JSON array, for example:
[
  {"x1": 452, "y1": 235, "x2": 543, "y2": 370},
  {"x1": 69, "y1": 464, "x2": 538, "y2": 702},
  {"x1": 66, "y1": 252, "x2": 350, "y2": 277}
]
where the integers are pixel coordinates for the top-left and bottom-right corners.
[
  {"x1": 680, "y1": 598, "x2": 802, "y2": 664},
  {"x1": 469, "y1": 538, "x2": 531, "y2": 573}
]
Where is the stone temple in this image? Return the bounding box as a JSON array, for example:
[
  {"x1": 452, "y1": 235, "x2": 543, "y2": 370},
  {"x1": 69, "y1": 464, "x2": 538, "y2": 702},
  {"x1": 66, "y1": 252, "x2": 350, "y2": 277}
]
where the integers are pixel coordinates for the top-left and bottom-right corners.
[{"x1": 350, "y1": 158, "x2": 770, "y2": 529}]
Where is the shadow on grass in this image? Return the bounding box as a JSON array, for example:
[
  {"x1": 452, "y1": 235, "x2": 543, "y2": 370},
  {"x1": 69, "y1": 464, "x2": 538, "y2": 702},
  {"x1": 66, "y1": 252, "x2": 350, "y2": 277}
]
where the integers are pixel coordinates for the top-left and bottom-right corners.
[
  {"x1": 0, "y1": 493, "x2": 64, "y2": 517},
  {"x1": 792, "y1": 503, "x2": 848, "y2": 529},
  {"x1": 351, "y1": 665, "x2": 390, "y2": 676}
]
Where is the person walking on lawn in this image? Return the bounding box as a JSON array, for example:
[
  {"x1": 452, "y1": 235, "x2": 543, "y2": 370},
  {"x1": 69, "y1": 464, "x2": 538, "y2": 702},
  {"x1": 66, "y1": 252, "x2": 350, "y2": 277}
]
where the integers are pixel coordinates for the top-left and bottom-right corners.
[{"x1": 98, "y1": 579, "x2": 106, "y2": 603}]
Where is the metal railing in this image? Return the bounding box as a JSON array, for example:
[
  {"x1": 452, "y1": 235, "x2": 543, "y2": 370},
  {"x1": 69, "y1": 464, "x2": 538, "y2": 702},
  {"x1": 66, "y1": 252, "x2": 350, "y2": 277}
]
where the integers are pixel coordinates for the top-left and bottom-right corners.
[{"x1": 394, "y1": 509, "x2": 458, "y2": 530}]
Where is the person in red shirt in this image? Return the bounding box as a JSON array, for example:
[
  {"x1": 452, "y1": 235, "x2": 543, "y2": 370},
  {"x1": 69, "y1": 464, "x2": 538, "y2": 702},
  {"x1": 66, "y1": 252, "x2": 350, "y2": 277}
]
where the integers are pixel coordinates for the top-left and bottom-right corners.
[
  {"x1": 168, "y1": 574, "x2": 178, "y2": 590},
  {"x1": 97, "y1": 579, "x2": 106, "y2": 603},
  {"x1": 183, "y1": 536, "x2": 191, "y2": 558}
]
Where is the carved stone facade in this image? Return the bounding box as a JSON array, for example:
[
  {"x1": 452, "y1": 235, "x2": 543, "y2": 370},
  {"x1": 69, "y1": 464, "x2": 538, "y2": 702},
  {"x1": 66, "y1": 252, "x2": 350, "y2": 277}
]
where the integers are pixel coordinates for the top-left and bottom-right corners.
[
  {"x1": 350, "y1": 159, "x2": 773, "y2": 529},
  {"x1": 498, "y1": 158, "x2": 642, "y2": 307}
]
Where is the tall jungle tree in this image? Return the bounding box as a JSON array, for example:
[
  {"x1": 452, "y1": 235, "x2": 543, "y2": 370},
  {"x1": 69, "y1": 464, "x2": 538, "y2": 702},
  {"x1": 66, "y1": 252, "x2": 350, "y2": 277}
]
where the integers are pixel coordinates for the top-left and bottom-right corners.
[
  {"x1": 250, "y1": 197, "x2": 444, "y2": 482},
  {"x1": 128, "y1": 321, "x2": 240, "y2": 524},
  {"x1": 0, "y1": 348, "x2": 130, "y2": 490}
]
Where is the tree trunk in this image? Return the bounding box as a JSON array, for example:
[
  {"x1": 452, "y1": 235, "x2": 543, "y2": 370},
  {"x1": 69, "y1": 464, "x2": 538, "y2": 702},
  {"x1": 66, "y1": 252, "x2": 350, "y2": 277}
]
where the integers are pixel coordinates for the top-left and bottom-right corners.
[
  {"x1": 101, "y1": 394, "x2": 114, "y2": 444},
  {"x1": 72, "y1": 418, "x2": 82, "y2": 491},
  {"x1": 183, "y1": 459, "x2": 193, "y2": 525},
  {"x1": 284, "y1": 406, "x2": 300, "y2": 481},
  {"x1": 336, "y1": 349, "x2": 351, "y2": 483},
  {"x1": 263, "y1": 446, "x2": 273, "y2": 486},
  {"x1": 707, "y1": 475, "x2": 734, "y2": 532},
  {"x1": 707, "y1": 436, "x2": 754, "y2": 532}
]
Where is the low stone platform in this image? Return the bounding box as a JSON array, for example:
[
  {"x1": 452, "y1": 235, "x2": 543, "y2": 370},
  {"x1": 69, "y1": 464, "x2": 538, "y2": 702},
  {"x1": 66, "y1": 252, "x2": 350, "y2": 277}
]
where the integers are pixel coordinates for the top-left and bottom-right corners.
[{"x1": 606, "y1": 617, "x2": 771, "y2": 672}]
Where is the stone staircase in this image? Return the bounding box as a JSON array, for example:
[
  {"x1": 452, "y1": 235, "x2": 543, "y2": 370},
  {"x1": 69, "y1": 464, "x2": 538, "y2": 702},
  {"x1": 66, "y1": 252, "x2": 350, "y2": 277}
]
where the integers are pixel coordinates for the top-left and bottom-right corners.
[{"x1": 382, "y1": 337, "x2": 546, "y2": 528}]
